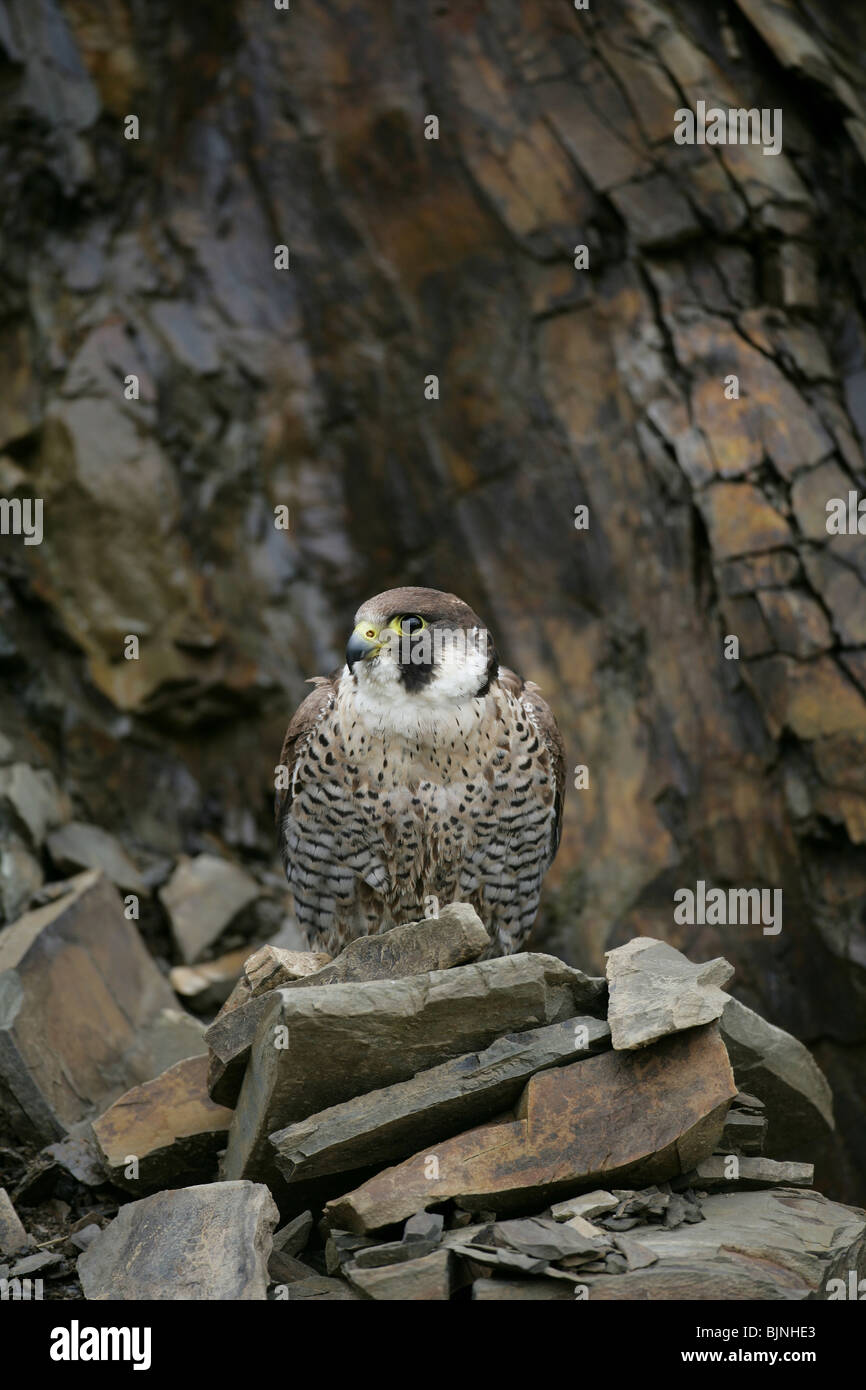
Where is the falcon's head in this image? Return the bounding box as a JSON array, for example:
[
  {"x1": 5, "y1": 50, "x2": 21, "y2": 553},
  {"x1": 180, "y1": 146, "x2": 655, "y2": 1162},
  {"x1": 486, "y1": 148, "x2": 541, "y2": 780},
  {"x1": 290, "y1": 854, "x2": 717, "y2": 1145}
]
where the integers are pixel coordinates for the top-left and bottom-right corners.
[{"x1": 344, "y1": 586, "x2": 499, "y2": 705}]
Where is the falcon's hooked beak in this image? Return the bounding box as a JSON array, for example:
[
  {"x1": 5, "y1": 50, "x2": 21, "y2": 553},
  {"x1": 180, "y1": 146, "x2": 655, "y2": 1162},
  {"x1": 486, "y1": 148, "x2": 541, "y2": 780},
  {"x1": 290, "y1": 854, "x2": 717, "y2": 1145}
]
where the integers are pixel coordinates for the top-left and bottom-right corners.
[{"x1": 346, "y1": 621, "x2": 384, "y2": 670}]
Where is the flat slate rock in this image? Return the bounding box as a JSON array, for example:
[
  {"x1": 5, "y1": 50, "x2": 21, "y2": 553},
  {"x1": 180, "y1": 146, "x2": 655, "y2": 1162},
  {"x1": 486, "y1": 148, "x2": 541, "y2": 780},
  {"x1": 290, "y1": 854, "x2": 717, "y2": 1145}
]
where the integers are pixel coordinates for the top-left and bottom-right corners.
[
  {"x1": 45, "y1": 821, "x2": 145, "y2": 894},
  {"x1": 472, "y1": 1276, "x2": 574, "y2": 1300},
  {"x1": 721, "y1": 1109, "x2": 767, "y2": 1153},
  {"x1": 606, "y1": 937, "x2": 734, "y2": 1051},
  {"x1": 550, "y1": 1190, "x2": 618, "y2": 1222},
  {"x1": 0, "y1": 870, "x2": 185, "y2": 1145},
  {"x1": 206, "y1": 992, "x2": 276, "y2": 1108},
  {"x1": 449, "y1": 1243, "x2": 549, "y2": 1275},
  {"x1": 222, "y1": 954, "x2": 606, "y2": 1186},
  {"x1": 719, "y1": 998, "x2": 834, "y2": 1160},
  {"x1": 579, "y1": 1189, "x2": 866, "y2": 1300},
  {"x1": 272, "y1": 1210, "x2": 313, "y2": 1257},
  {"x1": 92, "y1": 1054, "x2": 233, "y2": 1192},
  {"x1": 244, "y1": 945, "x2": 332, "y2": 993},
  {"x1": 325, "y1": 1023, "x2": 736, "y2": 1232},
  {"x1": 284, "y1": 903, "x2": 490, "y2": 990},
  {"x1": 159, "y1": 854, "x2": 260, "y2": 965},
  {"x1": 282, "y1": 1275, "x2": 361, "y2": 1301},
  {"x1": 488, "y1": 1215, "x2": 605, "y2": 1261},
  {"x1": 268, "y1": 1250, "x2": 320, "y2": 1283},
  {"x1": 694, "y1": 1155, "x2": 814, "y2": 1189},
  {"x1": 78, "y1": 1180, "x2": 278, "y2": 1301},
  {"x1": 352, "y1": 1238, "x2": 440, "y2": 1268},
  {"x1": 122, "y1": 1008, "x2": 208, "y2": 1087},
  {"x1": 216, "y1": 947, "x2": 334, "y2": 1022},
  {"x1": 0, "y1": 1188, "x2": 30, "y2": 1255},
  {"x1": 344, "y1": 1246, "x2": 451, "y2": 1300},
  {"x1": 205, "y1": 905, "x2": 500, "y2": 1107},
  {"x1": 42, "y1": 1121, "x2": 108, "y2": 1187},
  {"x1": 270, "y1": 1015, "x2": 611, "y2": 1186},
  {"x1": 169, "y1": 948, "x2": 252, "y2": 1014},
  {"x1": 404, "y1": 1211, "x2": 445, "y2": 1243}
]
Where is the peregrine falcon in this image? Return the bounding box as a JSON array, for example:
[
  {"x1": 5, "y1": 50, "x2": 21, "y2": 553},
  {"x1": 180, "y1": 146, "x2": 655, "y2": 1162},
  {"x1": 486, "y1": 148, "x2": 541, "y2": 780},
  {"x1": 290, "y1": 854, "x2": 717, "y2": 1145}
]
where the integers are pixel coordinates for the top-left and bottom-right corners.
[{"x1": 276, "y1": 587, "x2": 564, "y2": 958}]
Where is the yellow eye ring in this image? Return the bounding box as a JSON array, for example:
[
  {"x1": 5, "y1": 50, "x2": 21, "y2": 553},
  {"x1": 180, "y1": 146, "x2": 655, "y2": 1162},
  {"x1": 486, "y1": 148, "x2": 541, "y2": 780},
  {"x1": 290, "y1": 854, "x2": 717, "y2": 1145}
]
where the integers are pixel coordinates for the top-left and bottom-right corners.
[{"x1": 388, "y1": 614, "x2": 427, "y2": 636}]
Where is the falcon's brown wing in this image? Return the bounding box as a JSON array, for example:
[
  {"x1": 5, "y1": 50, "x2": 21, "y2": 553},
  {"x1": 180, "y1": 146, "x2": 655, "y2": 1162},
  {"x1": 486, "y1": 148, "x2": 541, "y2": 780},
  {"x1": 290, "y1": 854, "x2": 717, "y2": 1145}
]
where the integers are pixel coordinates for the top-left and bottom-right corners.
[
  {"x1": 275, "y1": 674, "x2": 338, "y2": 840},
  {"x1": 513, "y1": 673, "x2": 566, "y2": 864}
]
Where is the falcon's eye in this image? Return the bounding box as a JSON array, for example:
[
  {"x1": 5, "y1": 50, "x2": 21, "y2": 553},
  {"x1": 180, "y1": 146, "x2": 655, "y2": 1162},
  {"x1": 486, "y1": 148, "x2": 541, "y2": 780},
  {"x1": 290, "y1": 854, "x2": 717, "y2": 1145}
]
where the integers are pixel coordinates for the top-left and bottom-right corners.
[{"x1": 387, "y1": 613, "x2": 428, "y2": 638}]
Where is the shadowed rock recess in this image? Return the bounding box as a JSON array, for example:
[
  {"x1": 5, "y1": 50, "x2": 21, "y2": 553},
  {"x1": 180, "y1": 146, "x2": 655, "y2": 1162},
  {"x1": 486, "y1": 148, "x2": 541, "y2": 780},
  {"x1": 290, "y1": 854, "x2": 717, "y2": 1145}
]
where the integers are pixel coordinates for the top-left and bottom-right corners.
[
  {"x1": 0, "y1": 0, "x2": 865, "y2": 1298},
  {"x1": 1, "y1": 892, "x2": 864, "y2": 1299}
]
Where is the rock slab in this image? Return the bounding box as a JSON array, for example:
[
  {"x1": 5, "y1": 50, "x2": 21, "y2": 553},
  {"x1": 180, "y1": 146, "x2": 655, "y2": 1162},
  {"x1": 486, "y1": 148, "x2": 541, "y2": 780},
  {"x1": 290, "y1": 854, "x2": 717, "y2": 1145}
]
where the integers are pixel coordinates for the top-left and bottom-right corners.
[
  {"x1": 325, "y1": 1023, "x2": 737, "y2": 1231},
  {"x1": 222, "y1": 953, "x2": 605, "y2": 1184},
  {"x1": 606, "y1": 937, "x2": 734, "y2": 1050},
  {"x1": 206, "y1": 903, "x2": 498, "y2": 1106},
  {"x1": 580, "y1": 1189, "x2": 865, "y2": 1300},
  {"x1": 0, "y1": 870, "x2": 186, "y2": 1144},
  {"x1": 284, "y1": 903, "x2": 491, "y2": 989},
  {"x1": 92, "y1": 1054, "x2": 233, "y2": 1192},
  {"x1": 719, "y1": 998, "x2": 834, "y2": 1160},
  {"x1": 159, "y1": 854, "x2": 260, "y2": 964},
  {"x1": 77, "y1": 1181, "x2": 278, "y2": 1300},
  {"x1": 271, "y1": 1015, "x2": 611, "y2": 1185}
]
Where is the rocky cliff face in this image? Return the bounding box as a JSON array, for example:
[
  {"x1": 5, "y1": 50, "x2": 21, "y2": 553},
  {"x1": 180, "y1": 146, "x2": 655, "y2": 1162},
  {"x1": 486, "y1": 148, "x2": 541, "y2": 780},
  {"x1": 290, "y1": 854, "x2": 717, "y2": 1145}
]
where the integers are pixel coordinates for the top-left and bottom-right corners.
[{"x1": 0, "y1": 1, "x2": 864, "y2": 1200}]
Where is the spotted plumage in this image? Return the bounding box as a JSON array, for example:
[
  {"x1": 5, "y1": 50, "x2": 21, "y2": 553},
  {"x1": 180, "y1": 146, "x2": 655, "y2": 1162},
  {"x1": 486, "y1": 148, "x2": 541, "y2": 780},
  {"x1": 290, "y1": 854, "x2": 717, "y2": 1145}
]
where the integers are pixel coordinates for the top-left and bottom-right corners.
[{"x1": 276, "y1": 587, "x2": 564, "y2": 957}]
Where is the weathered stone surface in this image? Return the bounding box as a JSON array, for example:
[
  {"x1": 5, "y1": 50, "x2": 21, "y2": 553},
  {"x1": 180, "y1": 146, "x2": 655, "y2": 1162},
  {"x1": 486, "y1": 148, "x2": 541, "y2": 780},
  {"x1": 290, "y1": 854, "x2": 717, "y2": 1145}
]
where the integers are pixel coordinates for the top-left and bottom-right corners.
[
  {"x1": 284, "y1": 903, "x2": 490, "y2": 989},
  {"x1": 244, "y1": 945, "x2": 333, "y2": 993},
  {"x1": 613, "y1": 1233, "x2": 658, "y2": 1270},
  {"x1": 606, "y1": 938, "x2": 734, "y2": 1050},
  {"x1": 92, "y1": 1055, "x2": 233, "y2": 1192},
  {"x1": 42, "y1": 1121, "x2": 108, "y2": 1187},
  {"x1": 45, "y1": 821, "x2": 145, "y2": 894},
  {"x1": 472, "y1": 1276, "x2": 573, "y2": 1300},
  {"x1": 268, "y1": 1250, "x2": 319, "y2": 1283},
  {"x1": 0, "y1": 836, "x2": 44, "y2": 924},
  {"x1": 550, "y1": 1190, "x2": 618, "y2": 1222},
  {"x1": 325, "y1": 1229, "x2": 380, "y2": 1273},
  {"x1": 0, "y1": 763, "x2": 69, "y2": 846},
  {"x1": 579, "y1": 1189, "x2": 866, "y2": 1300},
  {"x1": 70, "y1": 1224, "x2": 101, "y2": 1252},
  {"x1": 159, "y1": 854, "x2": 260, "y2": 964},
  {"x1": 78, "y1": 1181, "x2": 278, "y2": 1300},
  {"x1": 271, "y1": 1016, "x2": 611, "y2": 1186},
  {"x1": 0, "y1": 871, "x2": 190, "y2": 1144},
  {"x1": 353, "y1": 1238, "x2": 440, "y2": 1268},
  {"x1": 208, "y1": 910, "x2": 491, "y2": 1103},
  {"x1": 694, "y1": 1156, "x2": 814, "y2": 1190},
  {"x1": 122, "y1": 1008, "x2": 208, "y2": 1085},
  {"x1": 10, "y1": 1250, "x2": 63, "y2": 1277},
  {"x1": 487, "y1": 1215, "x2": 605, "y2": 1262},
  {"x1": 206, "y1": 992, "x2": 276, "y2": 1107},
  {"x1": 698, "y1": 483, "x2": 792, "y2": 559},
  {"x1": 283, "y1": 1275, "x2": 361, "y2": 1301},
  {"x1": 221, "y1": 955, "x2": 606, "y2": 1184},
  {"x1": 324, "y1": 1024, "x2": 737, "y2": 1231},
  {"x1": 719, "y1": 998, "x2": 834, "y2": 1160},
  {"x1": 566, "y1": 1214, "x2": 607, "y2": 1240},
  {"x1": 721, "y1": 1109, "x2": 767, "y2": 1154},
  {"x1": 344, "y1": 1247, "x2": 451, "y2": 1300},
  {"x1": 449, "y1": 1242, "x2": 549, "y2": 1276},
  {"x1": 404, "y1": 1211, "x2": 445, "y2": 1243},
  {"x1": 204, "y1": 945, "x2": 335, "y2": 1095},
  {"x1": 272, "y1": 1211, "x2": 313, "y2": 1258},
  {"x1": 0, "y1": 1188, "x2": 30, "y2": 1255},
  {"x1": 169, "y1": 948, "x2": 252, "y2": 1014}
]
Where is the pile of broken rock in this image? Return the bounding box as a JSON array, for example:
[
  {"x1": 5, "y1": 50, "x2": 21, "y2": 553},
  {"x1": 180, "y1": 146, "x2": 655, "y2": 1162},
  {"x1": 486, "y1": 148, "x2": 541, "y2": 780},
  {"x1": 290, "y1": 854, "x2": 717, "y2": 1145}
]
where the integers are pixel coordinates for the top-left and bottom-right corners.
[{"x1": 0, "y1": 871, "x2": 862, "y2": 1300}]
